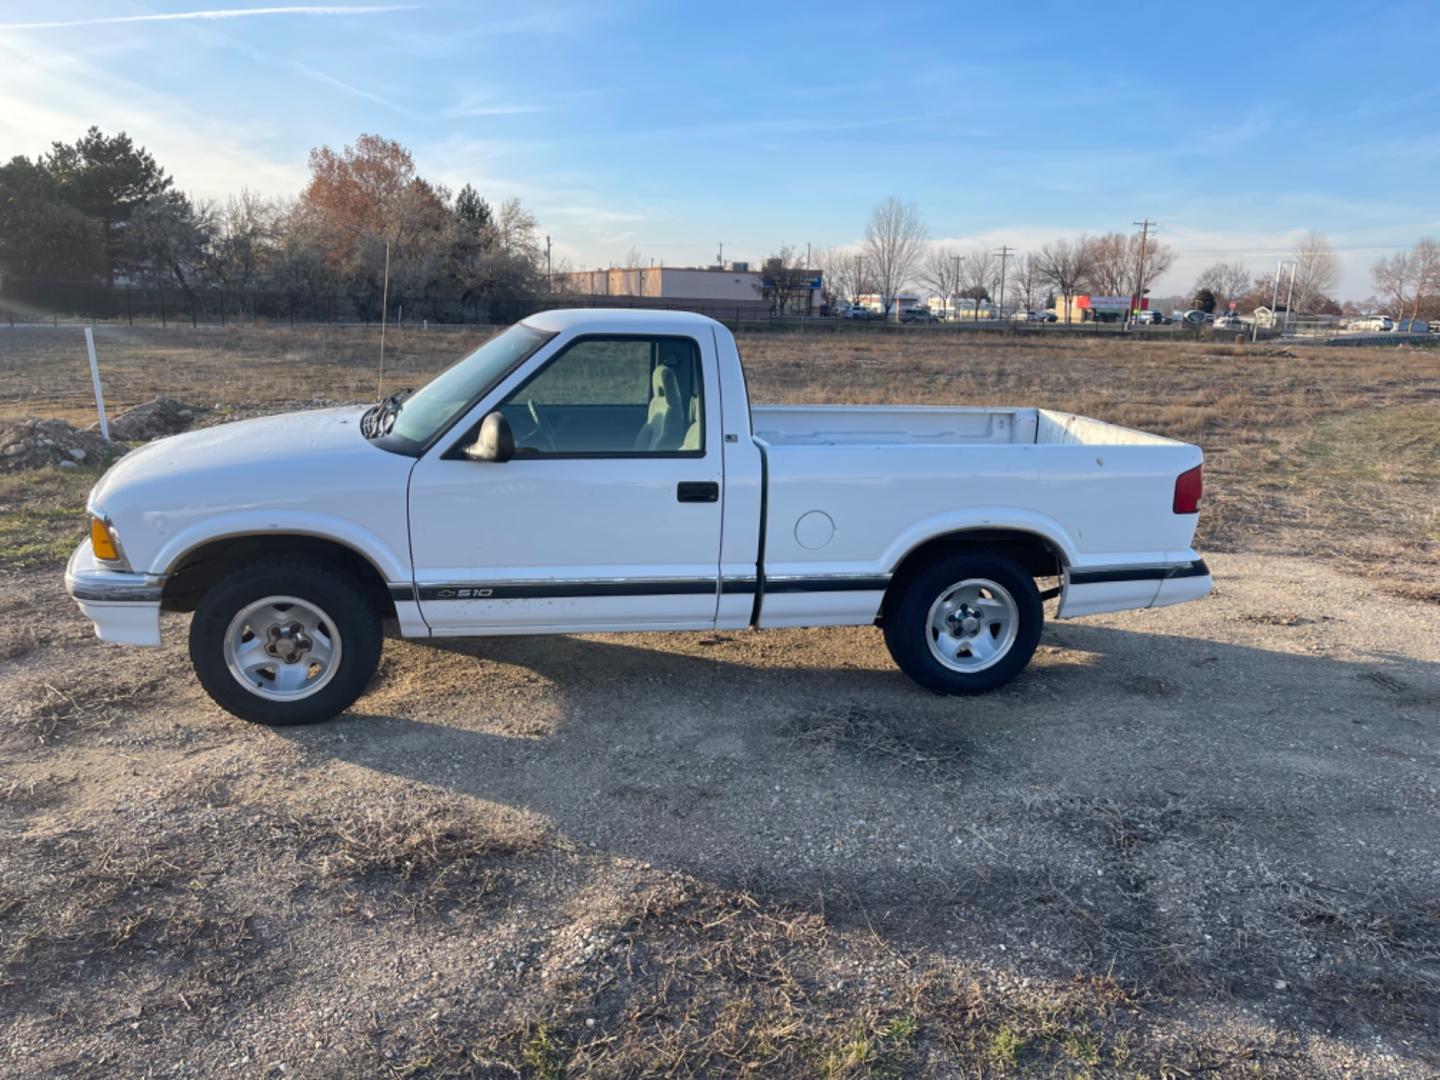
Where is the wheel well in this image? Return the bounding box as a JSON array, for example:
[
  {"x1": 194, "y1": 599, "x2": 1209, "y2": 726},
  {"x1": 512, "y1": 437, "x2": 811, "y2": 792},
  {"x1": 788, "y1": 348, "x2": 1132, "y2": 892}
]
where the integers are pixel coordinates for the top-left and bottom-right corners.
[
  {"x1": 160, "y1": 534, "x2": 396, "y2": 619},
  {"x1": 882, "y1": 529, "x2": 1065, "y2": 617}
]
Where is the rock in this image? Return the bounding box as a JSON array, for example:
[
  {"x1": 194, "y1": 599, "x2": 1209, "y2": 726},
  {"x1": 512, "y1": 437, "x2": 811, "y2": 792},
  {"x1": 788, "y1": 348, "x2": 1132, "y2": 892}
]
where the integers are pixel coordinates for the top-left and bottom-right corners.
[
  {"x1": 102, "y1": 396, "x2": 209, "y2": 441},
  {"x1": 0, "y1": 417, "x2": 114, "y2": 473}
]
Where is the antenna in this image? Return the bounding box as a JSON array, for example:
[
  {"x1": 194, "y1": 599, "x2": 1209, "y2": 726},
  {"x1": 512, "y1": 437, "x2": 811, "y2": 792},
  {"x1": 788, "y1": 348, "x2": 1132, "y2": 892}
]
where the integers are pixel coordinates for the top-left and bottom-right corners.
[{"x1": 376, "y1": 238, "x2": 391, "y2": 398}]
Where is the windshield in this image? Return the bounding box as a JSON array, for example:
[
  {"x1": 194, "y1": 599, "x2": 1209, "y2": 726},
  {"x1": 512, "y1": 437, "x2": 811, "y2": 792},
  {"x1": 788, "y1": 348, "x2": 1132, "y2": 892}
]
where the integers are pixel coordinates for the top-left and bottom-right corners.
[{"x1": 374, "y1": 323, "x2": 554, "y2": 453}]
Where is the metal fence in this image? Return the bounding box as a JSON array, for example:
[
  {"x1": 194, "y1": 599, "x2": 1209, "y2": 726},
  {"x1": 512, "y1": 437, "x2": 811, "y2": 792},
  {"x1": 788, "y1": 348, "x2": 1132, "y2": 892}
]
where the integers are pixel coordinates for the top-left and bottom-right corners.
[{"x1": 0, "y1": 276, "x2": 1327, "y2": 341}]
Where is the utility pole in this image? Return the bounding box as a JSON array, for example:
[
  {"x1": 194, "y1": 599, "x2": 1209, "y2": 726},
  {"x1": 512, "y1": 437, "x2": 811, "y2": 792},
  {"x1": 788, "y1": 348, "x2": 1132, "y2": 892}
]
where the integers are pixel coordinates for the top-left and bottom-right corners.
[
  {"x1": 1282, "y1": 261, "x2": 1297, "y2": 335},
  {"x1": 806, "y1": 242, "x2": 813, "y2": 316},
  {"x1": 1264, "y1": 259, "x2": 1286, "y2": 341},
  {"x1": 545, "y1": 234, "x2": 552, "y2": 291},
  {"x1": 995, "y1": 245, "x2": 1013, "y2": 320},
  {"x1": 1131, "y1": 219, "x2": 1154, "y2": 329},
  {"x1": 717, "y1": 242, "x2": 725, "y2": 268},
  {"x1": 952, "y1": 253, "x2": 960, "y2": 321}
]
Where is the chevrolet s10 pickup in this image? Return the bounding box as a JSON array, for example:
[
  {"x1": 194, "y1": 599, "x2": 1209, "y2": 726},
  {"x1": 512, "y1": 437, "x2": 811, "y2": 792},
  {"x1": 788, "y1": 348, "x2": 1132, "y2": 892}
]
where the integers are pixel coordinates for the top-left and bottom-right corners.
[{"x1": 67, "y1": 309, "x2": 1211, "y2": 725}]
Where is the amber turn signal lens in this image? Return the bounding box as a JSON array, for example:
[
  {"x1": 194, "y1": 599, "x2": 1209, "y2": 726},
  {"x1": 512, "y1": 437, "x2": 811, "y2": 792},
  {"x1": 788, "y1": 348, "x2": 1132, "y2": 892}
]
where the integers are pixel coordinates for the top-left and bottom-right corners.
[{"x1": 90, "y1": 516, "x2": 120, "y2": 561}]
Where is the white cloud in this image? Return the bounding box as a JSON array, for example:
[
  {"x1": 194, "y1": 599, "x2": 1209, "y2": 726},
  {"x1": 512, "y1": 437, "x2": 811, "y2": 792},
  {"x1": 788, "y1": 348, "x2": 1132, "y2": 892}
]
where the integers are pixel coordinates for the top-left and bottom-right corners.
[{"x1": 0, "y1": 36, "x2": 305, "y2": 199}]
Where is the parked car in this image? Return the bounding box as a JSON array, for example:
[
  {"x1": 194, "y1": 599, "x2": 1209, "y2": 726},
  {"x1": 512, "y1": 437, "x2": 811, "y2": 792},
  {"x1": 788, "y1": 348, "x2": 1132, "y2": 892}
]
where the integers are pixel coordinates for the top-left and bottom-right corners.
[
  {"x1": 1010, "y1": 310, "x2": 1041, "y2": 322},
  {"x1": 1134, "y1": 311, "x2": 1169, "y2": 325},
  {"x1": 68, "y1": 309, "x2": 1212, "y2": 725},
  {"x1": 900, "y1": 307, "x2": 939, "y2": 324},
  {"x1": 1213, "y1": 314, "x2": 1244, "y2": 330},
  {"x1": 841, "y1": 303, "x2": 873, "y2": 321},
  {"x1": 1347, "y1": 315, "x2": 1394, "y2": 332},
  {"x1": 1395, "y1": 318, "x2": 1429, "y2": 334}
]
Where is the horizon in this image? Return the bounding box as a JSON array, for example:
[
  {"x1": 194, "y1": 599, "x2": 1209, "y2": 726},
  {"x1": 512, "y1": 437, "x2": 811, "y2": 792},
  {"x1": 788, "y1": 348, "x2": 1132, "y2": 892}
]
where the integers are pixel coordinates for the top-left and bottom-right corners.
[{"x1": 2, "y1": 1, "x2": 1438, "y2": 301}]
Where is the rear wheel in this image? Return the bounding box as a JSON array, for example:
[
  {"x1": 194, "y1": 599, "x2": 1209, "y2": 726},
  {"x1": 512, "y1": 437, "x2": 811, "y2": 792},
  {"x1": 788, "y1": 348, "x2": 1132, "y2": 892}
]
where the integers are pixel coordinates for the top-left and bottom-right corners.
[
  {"x1": 189, "y1": 560, "x2": 382, "y2": 725},
  {"x1": 883, "y1": 552, "x2": 1042, "y2": 695}
]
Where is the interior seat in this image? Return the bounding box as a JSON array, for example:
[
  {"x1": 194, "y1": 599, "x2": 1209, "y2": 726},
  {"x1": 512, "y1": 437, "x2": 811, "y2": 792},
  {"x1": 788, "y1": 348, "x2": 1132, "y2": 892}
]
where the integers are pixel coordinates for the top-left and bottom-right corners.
[
  {"x1": 680, "y1": 395, "x2": 701, "y2": 451},
  {"x1": 633, "y1": 365, "x2": 685, "y2": 451}
]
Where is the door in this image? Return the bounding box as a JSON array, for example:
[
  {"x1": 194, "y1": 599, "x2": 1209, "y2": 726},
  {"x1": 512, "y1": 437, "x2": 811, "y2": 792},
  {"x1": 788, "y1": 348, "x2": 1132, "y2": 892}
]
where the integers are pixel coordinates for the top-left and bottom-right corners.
[{"x1": 407, "y1": 333, "x2": 725, "y2": 633}]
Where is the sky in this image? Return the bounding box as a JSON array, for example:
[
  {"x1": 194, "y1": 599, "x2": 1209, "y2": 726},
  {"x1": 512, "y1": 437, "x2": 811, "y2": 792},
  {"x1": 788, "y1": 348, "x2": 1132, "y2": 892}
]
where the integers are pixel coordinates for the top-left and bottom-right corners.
[{"x1": 2, "y1": 1, "x2": 1438, "y2": 299}]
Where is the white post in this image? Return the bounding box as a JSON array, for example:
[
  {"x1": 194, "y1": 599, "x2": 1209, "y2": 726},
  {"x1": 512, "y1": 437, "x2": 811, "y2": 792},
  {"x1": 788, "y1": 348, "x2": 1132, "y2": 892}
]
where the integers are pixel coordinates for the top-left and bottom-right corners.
[{"x1": 85, "y1": 327, "x2": 110, "y2": 441}]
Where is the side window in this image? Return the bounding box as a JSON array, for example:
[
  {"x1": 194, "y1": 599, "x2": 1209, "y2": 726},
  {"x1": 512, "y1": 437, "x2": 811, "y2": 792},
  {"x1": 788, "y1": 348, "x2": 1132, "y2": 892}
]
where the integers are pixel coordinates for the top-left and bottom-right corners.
[{"x1": 498, "y1": 336, "x2": 704, "y2": 455}]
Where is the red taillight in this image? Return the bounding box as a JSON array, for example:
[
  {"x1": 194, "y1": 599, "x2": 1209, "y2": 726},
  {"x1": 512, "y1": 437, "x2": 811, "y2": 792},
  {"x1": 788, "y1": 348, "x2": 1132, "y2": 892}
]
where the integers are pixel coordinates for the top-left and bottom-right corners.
[{"x1": 1173, "y1": 464, "x2": 1203, "y2": 514}]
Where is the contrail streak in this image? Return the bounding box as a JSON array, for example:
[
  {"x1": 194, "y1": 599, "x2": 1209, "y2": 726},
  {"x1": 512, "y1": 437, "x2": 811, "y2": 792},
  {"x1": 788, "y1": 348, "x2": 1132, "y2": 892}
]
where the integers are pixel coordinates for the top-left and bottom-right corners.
[{"x1": 0, "y1": 5, "x2": 419, "y2": 32}]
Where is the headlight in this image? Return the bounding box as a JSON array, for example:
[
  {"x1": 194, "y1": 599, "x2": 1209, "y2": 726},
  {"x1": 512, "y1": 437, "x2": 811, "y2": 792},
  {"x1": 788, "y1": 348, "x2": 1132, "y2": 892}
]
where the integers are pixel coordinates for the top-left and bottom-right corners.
[{"x1": 89, "y1": 515, "x2": 124, "y2": 564}]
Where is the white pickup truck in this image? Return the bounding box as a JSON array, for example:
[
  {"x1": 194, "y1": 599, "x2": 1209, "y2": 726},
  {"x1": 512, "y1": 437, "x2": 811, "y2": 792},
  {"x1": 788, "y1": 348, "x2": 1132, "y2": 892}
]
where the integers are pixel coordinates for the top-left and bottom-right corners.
[{"x1": 67, "y1": 309, "x2": 1211, "y2": 725}]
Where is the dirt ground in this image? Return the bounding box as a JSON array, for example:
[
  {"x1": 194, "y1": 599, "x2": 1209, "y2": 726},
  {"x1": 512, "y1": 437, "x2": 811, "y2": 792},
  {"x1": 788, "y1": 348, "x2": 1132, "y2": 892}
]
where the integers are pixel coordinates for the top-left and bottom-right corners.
[{"x1": 1, "y1": 324, "x2": 1438, "y2": 1076}]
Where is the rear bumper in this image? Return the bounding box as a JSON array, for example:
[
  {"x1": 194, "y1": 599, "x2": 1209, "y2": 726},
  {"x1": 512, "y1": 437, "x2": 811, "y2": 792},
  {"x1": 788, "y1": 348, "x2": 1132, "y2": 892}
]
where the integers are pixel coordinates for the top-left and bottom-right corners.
[
  {"x1": 65, "y1": 541, "x2": 165, "y2": 646},
  {"x1": 1058, "y1": 558, "x2": 1212, "y2": 618}
]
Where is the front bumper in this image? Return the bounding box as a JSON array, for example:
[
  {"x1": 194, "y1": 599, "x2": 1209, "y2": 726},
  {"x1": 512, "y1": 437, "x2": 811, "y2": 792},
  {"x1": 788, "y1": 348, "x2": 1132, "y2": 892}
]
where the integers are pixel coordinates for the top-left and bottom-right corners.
[{"x1": 65, "y1": 540, "x2": 166, "y2": 646}]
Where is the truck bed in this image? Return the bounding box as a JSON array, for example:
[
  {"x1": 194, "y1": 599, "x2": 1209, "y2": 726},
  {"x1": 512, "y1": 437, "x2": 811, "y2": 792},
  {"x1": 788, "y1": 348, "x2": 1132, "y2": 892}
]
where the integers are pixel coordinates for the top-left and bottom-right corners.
[
  {"x1": 750, "y1": 405, "x2": 1183, "y2": 448},
  {"x1": 748, "y1": 404, "x2": 1205, "y2": 628}
]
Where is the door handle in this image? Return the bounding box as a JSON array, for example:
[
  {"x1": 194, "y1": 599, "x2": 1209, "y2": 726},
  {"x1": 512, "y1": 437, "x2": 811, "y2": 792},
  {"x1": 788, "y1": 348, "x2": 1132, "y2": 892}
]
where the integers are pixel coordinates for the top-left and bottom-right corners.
[{"x1": 676, "y1": 481, "x2": 719, "y2": 503}]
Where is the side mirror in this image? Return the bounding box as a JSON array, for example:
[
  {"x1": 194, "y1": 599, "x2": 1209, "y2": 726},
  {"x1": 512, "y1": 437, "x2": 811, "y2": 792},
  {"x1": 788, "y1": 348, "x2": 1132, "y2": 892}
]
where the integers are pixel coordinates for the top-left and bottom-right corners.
[{"x1": 468, "y1": 411, "x2": 514, "y2": 462}]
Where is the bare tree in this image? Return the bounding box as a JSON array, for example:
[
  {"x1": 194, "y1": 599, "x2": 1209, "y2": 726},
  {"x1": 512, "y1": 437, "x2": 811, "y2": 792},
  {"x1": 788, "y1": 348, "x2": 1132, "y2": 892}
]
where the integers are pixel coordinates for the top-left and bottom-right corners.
[
  {"x1": 1011, "y1": 253, "x2": 1042, "y2": 312},
  {"x1": 1371, "y1": 251, "x2": 1415, "y2": 317},
  {"x1": 124, "y1": 192, "x2": 209, "y2": 290},
  {"x1": 1132, "y1": 233, "x2": 1173, "y2": 300},
  {"x1": 958, "y1": 248, "x2": 998, "y2": 321},
  {"x1": 1291, "y1": 230, "x2": 1341, "y2": 314},
  {"x1": 202, "y1": 190, "x2": 279, "y2": 290},
  {"x1": 1085, "y1": 233, "x2": 1132, "y2": 296},
  {"x1": 1087, "y1": 231, "x2": 1174, "y2": 304},
  {"x1": 1035, "y1": 237, "x2": 1096, "y2": 323},
  {"x1": 1193, "y1": 261, "x2": 1252, "y2": 309},
  {"x1": 760, "y1": 244, "x2": 813, "y2": 315},
  {"x1": 918, "y1": 246, "x2": 959, "y2": 316},
  {"x1": 862, "y1": 196, "x2": 926, "y2": 320},
  {"x1": 813, "y1": 246, "x2": 869, "y2": 306},
  {"x1": 1407, "y1": 238, "x2": 1439, "y2": 319}
]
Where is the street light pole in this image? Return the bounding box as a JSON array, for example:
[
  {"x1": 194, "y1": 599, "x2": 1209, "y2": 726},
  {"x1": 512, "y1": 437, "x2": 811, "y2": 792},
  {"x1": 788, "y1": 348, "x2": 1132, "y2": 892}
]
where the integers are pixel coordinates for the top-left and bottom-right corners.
[{"x1": 995, "y1": 245, "x2": 1013, "y2": 320}]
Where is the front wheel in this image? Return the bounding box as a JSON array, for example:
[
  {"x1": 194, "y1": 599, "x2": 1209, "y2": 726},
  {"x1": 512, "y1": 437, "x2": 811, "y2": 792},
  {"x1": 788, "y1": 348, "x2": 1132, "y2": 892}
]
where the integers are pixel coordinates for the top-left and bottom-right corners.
[
  {"x1": 189, "y1": 559, "x2": 382, "y2": 725},
  {"x1": 883, "y1": 553, "x2": 1043, "y2": 695}
]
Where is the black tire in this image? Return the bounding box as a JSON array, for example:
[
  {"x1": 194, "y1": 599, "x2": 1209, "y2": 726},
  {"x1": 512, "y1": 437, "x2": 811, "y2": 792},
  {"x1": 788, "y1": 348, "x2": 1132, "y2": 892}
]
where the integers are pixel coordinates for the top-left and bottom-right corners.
[
  {"x1": 188, "y1": 558, "x2": 383, "y2": 725},
  {"x1": 882, "y1": 552, "x2": 1043, "y2": 695}
]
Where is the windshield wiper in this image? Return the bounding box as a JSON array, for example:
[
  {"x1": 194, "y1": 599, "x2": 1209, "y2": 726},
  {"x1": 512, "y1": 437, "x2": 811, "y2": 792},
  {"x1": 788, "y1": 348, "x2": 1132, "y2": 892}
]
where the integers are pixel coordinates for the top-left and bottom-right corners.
[{"x1": 362, "y1": 388, "x2": 413, "y2": 438}]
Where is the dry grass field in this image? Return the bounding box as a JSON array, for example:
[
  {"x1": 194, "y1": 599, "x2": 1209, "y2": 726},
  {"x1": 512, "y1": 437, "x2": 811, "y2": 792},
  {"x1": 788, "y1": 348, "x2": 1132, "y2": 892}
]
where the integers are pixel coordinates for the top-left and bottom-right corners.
[
  {"x1": 4, "y1": 323, "x2": 1438, "y2": 596},
  {"x1": 1, "y1": 323, "x2": 1439, "y2": 1077}
]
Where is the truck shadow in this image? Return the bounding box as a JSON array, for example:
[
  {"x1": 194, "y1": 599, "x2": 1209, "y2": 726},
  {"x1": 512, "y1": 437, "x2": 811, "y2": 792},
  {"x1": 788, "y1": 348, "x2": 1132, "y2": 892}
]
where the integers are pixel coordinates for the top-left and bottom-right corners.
[
  {"x1": 279, "y1": 621, "x2": 1440, "y2": 906},
  {"x1": 271, "y1": 620, "x2": 1440, "y2": 1042}
]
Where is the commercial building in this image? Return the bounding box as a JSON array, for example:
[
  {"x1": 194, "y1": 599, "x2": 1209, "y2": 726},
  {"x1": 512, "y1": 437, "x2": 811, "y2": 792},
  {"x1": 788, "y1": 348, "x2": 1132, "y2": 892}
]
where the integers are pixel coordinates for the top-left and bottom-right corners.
[
  {"x1": 556, "y1": 264, "x2": 822, "y2": 317},
  {"x1": 1052, "y1": 294, "x2": 1152, "y2": 323}
]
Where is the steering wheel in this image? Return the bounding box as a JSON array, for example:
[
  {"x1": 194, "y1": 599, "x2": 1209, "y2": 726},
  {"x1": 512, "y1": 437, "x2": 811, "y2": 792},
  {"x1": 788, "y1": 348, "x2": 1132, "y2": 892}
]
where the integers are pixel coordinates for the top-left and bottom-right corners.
[{"x1": 526, "y1": 397, "x2": 557, "y2": 453}]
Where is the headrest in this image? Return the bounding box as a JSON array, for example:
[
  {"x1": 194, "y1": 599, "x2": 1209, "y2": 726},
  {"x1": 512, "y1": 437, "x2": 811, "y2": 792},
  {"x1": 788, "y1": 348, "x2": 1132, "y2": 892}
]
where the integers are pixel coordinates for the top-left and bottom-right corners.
[{"x1": 652, "y1": 365, "x2": 680, "y2": 400}]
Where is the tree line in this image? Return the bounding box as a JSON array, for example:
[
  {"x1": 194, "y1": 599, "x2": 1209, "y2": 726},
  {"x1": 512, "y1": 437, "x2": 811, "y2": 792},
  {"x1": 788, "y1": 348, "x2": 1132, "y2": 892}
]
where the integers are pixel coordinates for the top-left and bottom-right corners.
[
  {"x1": 807, "y1": 197, "x2": 1180, "y2": 322},
  {"x1": 5, "y1": 130, "x2": 1434, "y2": 326},
  {"x1": 0, "y1": 128, "x2": 549, "y2": 322}
]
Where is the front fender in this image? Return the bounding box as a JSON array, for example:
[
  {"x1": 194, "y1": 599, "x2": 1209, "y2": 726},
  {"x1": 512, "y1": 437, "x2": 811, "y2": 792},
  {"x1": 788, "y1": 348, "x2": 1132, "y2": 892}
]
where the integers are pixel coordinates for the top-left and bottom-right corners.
[{"x1": 149, "y1": 511, "x2": 411, "y2": 583}]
